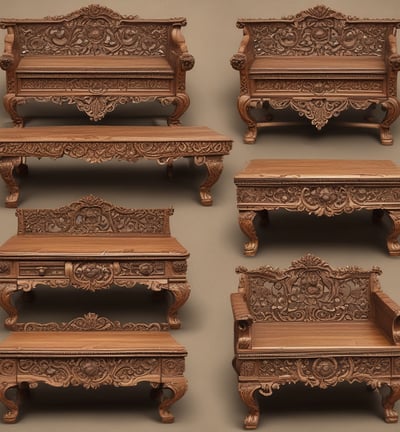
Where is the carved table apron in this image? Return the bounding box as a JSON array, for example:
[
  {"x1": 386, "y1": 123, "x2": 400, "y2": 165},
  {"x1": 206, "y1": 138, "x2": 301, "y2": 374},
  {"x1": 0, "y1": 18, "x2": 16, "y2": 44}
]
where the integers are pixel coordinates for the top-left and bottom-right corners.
[
  {"x1": 0, "y1": 235, "x2": 190, "y2": 329},
  {"x1": 0, "y1": 330, "x2": 187, "y2": 423},
  {"x1": 0, "y1": 125, "x2": 232, "y2": 207},
  {"x1": 234, "y1": 159, "x2": 400, "y2": 256}
]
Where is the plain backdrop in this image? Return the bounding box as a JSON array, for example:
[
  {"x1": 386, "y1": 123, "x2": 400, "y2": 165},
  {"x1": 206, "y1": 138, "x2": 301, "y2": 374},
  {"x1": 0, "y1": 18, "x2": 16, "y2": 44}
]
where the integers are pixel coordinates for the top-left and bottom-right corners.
[{"x1": 0, "y1": 1, "x2": 400, "y2": 431}]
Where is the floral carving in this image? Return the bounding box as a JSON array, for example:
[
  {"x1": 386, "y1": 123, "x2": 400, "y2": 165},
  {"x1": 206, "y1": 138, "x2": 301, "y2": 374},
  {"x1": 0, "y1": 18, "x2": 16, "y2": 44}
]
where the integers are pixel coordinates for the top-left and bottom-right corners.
[
  {"x1": 69, "y1": 262, "x2": 114, "y2": 291},
  {"x1": 16, "y1": 195, "x2": 173, "y2": 235},
  {"x1": 248, "y1": 6, "x2": 393, "y2": 56},
  {"x1": 0, "y1": 261, "x2": 10, "y2": 274},
  {"x1": 117, "y1": 262, "x2": 165, "y2": 277},
  {"x1": 237, "y1": 254, "x2": 379, "y2": 322},
  {"x1": 17, "y1": 358, "x2": 160, "y2": 389},
  {"x1": 172, "y1": 261, "x2": 187, "y2": 274}
]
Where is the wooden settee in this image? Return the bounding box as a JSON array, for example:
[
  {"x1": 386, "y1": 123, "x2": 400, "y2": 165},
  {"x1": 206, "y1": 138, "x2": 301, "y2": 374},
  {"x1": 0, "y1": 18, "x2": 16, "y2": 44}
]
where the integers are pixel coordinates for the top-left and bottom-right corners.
[
  {"x1": 0, "y1": 4, "x2": 194, "y2": 126},
  {"x1": 230, "y1": 5, "x2": 400, "y2": 144},
  {"x1": 231, "y1": 254, "x2": 400, "y2": 428}
]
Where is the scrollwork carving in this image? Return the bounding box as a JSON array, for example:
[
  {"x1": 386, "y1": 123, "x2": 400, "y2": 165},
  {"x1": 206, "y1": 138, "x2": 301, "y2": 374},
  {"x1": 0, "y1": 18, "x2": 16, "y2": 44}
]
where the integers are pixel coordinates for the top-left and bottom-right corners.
[
  {"x1": 69, "y1": 262, "x2": 114, "y2": 291},
  {"x1": 17, "y1": 195, "x2": 173, "y2": 236}
]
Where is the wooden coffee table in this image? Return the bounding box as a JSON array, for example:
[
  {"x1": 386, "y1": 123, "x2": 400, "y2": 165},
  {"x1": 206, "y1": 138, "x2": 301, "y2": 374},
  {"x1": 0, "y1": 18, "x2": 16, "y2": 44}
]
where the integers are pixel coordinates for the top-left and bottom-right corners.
[
  {"x1": 0, "y1": 317, "x2": 187, "y2": 423},
  {"x1": 0, "y1": 195, "x2": 190, "y2": 330},
  {"x1": 234, "y1": 159, "x2": 400, "y2": 256}
]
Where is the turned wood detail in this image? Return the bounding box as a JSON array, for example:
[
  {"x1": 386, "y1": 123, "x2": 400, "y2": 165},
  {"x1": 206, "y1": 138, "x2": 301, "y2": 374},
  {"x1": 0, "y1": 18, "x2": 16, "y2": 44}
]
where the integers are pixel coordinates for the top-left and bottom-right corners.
[
  {"x1": 0, "y1": 5, "x2": 194, "y2": 125},
  {"x1": 231, "y1": 5, "x2": 400, "y2": 144},
  {"x1": 232, "y1": 255, "x2": 400, "y2": 428}
]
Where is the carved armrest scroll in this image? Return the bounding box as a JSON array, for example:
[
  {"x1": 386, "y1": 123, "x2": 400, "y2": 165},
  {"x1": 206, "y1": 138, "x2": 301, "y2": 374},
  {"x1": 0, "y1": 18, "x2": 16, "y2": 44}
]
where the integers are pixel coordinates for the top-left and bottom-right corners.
[
  {"x1": 170, "y1": 23, "x2": 195, "y2": 71},
  {"x1": 230, "y1": 24, "x2": 250, "y2": 71},
  {"x1": 372, "y1": 291, "x2": 400, "y2": 344},
  {"x1": 231, "y1": 292, "x2": 253, "y2": 349},
  {"x1": 388, "y1": 34, "x2": 400, "y2": 71},
  {"x1": 0, "y1": 25, "x2": 14, "y2": 70}
]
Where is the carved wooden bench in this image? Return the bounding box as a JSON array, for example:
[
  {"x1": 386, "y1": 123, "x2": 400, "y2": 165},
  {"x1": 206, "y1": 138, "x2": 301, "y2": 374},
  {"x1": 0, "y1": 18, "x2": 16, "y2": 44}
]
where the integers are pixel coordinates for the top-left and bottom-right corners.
[
  {"x1": 0, "y1": 4, "x2": 194, "y2": 126},
  {"x1": 231, "y1": 254, "x2": 400, "y2": 428},
  {"x1": 0, "y1": 313, "x2": 187, "y2": 423},
  {"x1": 0, "y1": 195, "x2": 190, "y2": 330},
  {"x1": 0, "y1": 125, "x2": 232, "y2": 207},
  {"x1": 230, "y1": 5, "x2": 400, "y2": 144},
  {"x1": 234, "y1": 159, "x2": 400, "y2": 256}
]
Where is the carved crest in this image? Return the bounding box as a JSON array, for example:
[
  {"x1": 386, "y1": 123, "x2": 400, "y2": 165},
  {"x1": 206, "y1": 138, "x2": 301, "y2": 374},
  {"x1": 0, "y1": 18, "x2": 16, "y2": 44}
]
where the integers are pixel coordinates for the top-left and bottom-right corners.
[
  {"x1": 16, "y1": 195, "x2": 173, "y2": 236},
  {"x1": 237, "y1": 254, "x2": 381, "y2": 322}
]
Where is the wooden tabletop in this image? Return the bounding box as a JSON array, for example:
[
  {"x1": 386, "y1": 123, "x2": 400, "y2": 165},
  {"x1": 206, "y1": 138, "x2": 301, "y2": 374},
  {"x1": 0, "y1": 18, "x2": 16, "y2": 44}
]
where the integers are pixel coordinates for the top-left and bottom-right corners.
[
  {"x1": 0, "y1": 235, "x2": 189, "y2": 258},
  {"x1": 0, "y1": 331, "x2": 186, "y2": 356},
  {"x1": 235, "y1": 159, "x2": 400, "y2": 181},
  {"x1": 0, "y1": 125, "x2": 232, "y2": 143}
]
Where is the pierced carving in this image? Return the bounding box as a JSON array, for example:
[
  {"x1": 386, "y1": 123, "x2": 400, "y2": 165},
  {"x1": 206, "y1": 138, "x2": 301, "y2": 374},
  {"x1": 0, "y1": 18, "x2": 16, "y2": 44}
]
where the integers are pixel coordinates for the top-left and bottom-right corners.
[
  {"x1": 13, "y1": 313, "x2": 168, "y2": 332},
  {"x1": 237, "y1": 254, "x2": 379, "y2": 322},
  {"x1": 16, "y1": 195, "x2": 173, "y2": 236}
]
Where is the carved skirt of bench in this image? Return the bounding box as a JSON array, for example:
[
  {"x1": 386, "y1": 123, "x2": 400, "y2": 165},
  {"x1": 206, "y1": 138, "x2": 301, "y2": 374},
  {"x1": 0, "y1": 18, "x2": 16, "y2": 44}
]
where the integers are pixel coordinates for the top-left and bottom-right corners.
[
  {"x1": 0, "y1": 126, "x2": 232, "y2": 207},
  {"x1": 0, "y1": 330, "x2": 187, "y2": 423},
  {"x1": 235, "y1": 159, "x2": 400, "y2": 256}
]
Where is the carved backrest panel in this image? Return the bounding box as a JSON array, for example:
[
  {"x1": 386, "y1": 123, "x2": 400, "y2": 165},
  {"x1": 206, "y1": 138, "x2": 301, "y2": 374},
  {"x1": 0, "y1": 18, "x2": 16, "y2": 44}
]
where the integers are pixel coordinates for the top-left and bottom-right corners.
[
  {"x1": 4, "y1": 5, "x2": 184, "y2": 56},
  {"x1": 17, "y1": 195, "x2": 173, "y2": 236},
  {"x1": 237, "y1": 255, "x2": 381, "y2": 322},
  {"x1": 242, "y1": 5, "x2": 399, "y2": 56},
  {"x1": 15, "y1": 313, "x2": 169, "y2": 332}
]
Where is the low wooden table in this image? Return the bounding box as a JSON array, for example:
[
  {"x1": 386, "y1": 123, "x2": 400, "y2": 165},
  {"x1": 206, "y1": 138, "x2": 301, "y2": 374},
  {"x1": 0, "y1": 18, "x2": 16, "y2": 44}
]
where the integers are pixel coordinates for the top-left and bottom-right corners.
[
  {"x1": 234, "y1": 159, "x2": 400, "y2": 256},
  {"x1": 0, "y1": 195, "x2": 190, "y2": 330},
  {"x1": 0, "y1": 125, "x2": 232, "y2": 207},
  {"x1": 0, "y1": 317, "x2": 187, "y2": 423}
]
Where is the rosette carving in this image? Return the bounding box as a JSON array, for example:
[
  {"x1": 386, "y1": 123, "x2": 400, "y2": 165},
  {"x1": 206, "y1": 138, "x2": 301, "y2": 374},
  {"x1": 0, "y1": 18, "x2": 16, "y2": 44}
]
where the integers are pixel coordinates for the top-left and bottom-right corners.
[{"x1": 69, "y1": 262, "x2": 114, "y2": 291}]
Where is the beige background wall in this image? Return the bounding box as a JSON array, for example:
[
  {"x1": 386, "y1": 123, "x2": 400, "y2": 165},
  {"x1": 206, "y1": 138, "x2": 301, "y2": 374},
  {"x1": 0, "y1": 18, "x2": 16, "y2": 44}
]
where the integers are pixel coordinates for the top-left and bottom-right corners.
[{"x1": 0, "y1": 0, "x2": 400, "y2": 431}]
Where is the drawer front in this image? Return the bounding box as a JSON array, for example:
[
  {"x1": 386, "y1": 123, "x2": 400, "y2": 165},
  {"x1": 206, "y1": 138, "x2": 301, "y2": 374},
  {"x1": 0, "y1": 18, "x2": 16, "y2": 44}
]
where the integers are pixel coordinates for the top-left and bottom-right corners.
[{"x1": 18, "y1": 262, "x2": 65, "y2": 278}]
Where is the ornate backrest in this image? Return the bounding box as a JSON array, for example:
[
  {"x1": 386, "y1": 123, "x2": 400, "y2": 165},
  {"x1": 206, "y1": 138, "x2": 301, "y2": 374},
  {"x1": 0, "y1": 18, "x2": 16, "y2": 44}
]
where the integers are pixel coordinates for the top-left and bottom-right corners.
[
  {"x1": 16, "y1": 195, "x2": 173, "y2": 236},
  {"x1": 0, "y1": 4, "x2": 186, "y2": 57},
  {"x1": 238, "y1": 5, "x2": 400, "y2": 57},
  {"x1": 236, "y1": 254, "x2": 382, "y2": 322}
]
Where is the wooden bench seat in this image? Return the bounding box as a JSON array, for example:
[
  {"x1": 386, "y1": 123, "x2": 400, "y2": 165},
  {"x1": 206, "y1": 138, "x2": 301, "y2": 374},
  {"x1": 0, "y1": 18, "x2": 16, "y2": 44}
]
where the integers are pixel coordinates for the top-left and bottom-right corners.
[
  {"x1": 0, "y1": 125, "x2": 232, "y2": 207},
  {"x1": 231, "y1": 255, "x2": 400, "y2": 428},
  {"x1": 231, "y1": 5, "x2": 400, "y2": 144},
  {"x1": 0, "y1": 5, "x2": 195, "y2": 125},
  {"x1": 0, "y1": 318, "x2": 187, "y2": 423},
  {"x1": 0, "y1": 196, "x2": 191, "y2": 330}
]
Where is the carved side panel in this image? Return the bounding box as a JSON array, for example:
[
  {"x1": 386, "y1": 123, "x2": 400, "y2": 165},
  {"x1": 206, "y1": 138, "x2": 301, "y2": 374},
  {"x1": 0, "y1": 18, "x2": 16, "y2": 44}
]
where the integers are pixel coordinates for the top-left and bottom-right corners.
[
  {"x1": 238, "y1": 254, "x2": 379, "y2": 322},
  {"x1": 16, "y1": 195, "x2": 172, "y2": 235},
  {"x1": 249, "y1": 6, "x2": 390, "y2": 56},
  {"x1": 15, "y1": 5, "x2": 169, "y2": 56},
  {"x1": 17, "y1": 358, "x2": 161, "y2": 389}
]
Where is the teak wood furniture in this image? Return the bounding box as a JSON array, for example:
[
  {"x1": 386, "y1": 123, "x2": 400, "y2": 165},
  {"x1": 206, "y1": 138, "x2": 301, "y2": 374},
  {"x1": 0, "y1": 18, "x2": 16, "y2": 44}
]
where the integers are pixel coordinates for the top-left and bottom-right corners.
[
  {"x1": 0, "y1": 4, "x2": 194, "y2": 126},
  {"x1": 0, "y1": 125, "x2": 232, "y2": 207},
  {"x1": 231, "y1": 254, "x2": 400, "y2": 428},
  {"x1": 0, "y1": 313, "x2": 187, "y2": 423},
  {"x1": 234, "y1": 159, "x2": 400, "y2": 256},
  {"x1": 0, "y1": 195, "x2": 191, "y2": 330},
  {"x1": 230, "y1": 5, "x2": 400, "y2": 144}
]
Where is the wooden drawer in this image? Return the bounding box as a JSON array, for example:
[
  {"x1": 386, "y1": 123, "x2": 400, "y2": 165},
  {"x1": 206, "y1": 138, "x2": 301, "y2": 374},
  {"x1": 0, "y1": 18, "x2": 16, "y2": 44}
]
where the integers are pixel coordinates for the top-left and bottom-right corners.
[{"x1": 18, "y1": 262, "x2": 65, "y2": 278}]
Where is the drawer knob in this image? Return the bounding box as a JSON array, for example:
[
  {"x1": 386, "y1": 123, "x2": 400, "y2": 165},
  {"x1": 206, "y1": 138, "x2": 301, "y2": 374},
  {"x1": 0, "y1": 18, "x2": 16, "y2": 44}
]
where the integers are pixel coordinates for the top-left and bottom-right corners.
[{"x1": 37, "y1": 266, "x2": 46, "y2": 276}]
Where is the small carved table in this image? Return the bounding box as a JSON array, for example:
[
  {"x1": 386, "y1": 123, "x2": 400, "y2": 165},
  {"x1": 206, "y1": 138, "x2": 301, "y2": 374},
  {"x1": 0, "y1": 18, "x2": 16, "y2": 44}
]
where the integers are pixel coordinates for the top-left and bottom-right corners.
[
  {"x1": 0, "y1": 315, "x2": 187, "y2": 423},
  {"x1": 0, "y1": 125, "x2": 232, "y2": 207},
  {"x1": 235, "y1": 159, "x2": 400, "y2": 256},
  {"x1": 0, "y1": 195, "x2": 190, "y2": 329}
]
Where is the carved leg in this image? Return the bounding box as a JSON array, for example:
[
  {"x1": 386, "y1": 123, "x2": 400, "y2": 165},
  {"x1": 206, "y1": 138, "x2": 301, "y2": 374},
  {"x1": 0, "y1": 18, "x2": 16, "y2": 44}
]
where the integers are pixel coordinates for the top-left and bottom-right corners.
[
  {"x1": 386, "y1": 210, "x2": 400, "y2": 256},
  {"x1": 158, "y1": 378, "x2": 187, "y2": 423},
  {"x1": 195, "y1": 155, "x2": 223, "y2": 206},
  {"x1": 380, "y1": 97, "x2": 400, "y2": 145},
  {"x1": 163, "y1": 93, "x2": 190, "y2": 126},
  {"x1": 167, "y1": 283, "x2": 191, "y2": 329},
  {"x1": 0, "y1": 282, "x2": 18, "y2": 329},
  {"x1": 238, "y1": 211, "x2": 259, "y2": 256},
  {"x1": 382, "y1": 382, "x2": 400, "y2": 423},
  {"x1": 3, "y1": 95, "x2": 24, "y2": 128},
  {"x1": 0, "y1": 157, "x2": 21, "y2": 207},
  {"x1": 237, "y1": 96, "x2": 260, "y2": 144},
  {"x1": 0, "y1": 383, "x2": 19, "y2": 423},
  {"x1": 238, "y1": 382, "x2": 261, "y2": 429}
]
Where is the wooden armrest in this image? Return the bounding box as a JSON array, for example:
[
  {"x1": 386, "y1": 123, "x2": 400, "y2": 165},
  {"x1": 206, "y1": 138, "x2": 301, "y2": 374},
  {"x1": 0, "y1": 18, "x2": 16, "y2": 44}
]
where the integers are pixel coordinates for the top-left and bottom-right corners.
[
  {"x1": 372, "y1": 291, "x2": 400, "y2": 344},
  {"x1": 390, "y1": 54, "x2": 400, "y2": 71},
  {"x1": 231, "y1": 293, "x2": 253, "y2": 349},
  {"x1": 230, "y1": 53, "x2": 247, "y2": 70},
  {"x1": 180, "y1": 53, "x2": 195, "y2": 71},
  {"x1": 0, "y1": 54, "x2": 13, "y2": 70}
]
